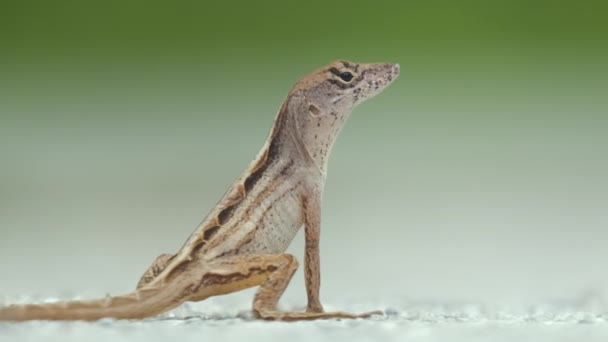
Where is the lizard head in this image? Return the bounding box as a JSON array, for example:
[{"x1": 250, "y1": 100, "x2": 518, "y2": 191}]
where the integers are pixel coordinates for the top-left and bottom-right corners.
[
  {"x1": 291, "y1": 60, "x2": 400, "y2": 115},
  {"x1": 281, "y1": 60, "x2": 399, "y2": 173}
]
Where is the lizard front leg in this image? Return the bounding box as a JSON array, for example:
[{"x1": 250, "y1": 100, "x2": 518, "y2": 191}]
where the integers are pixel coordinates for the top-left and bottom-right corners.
[
  {"x1": 300, "y1": 191, "x2": 383, "y2": 318},
  {"x1": 189, "y1": 254, "x2": 379, "y2": 321},
  {"x1": 302, "y1": 193, "x2": 324, "y2": 312}
]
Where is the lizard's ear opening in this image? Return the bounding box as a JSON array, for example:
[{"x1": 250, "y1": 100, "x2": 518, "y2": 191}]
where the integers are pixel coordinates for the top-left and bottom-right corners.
[{"x1": 308, "y1": 103, "x2": 325, "y2": 118}]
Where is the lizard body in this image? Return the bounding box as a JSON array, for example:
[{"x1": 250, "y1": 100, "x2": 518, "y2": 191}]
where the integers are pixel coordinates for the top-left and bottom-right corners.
[{"x1": 0, "y1": 60, "x2": 399, "y2": 321}]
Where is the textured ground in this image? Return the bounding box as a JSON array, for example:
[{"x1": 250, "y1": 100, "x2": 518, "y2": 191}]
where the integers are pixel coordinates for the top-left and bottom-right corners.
[{"x1": 2, "y1": 295, "x2": 607, "y2": 342}]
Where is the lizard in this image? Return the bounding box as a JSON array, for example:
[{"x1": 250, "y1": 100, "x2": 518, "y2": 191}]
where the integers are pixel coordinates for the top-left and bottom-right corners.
[{"x1": 0, "y1": 59, "x2": 400, "y2": 321}]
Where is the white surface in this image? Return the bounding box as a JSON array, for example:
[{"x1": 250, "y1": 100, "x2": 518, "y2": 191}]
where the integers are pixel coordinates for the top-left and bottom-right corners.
[{"x1": 1, "y1": 294, "x2": 607, "y2": 342}]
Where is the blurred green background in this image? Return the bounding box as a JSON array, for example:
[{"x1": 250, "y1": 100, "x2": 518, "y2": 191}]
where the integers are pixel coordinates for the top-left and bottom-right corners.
[{"x1": 1, "y1": 0, "x2": 606, "y2": 305}]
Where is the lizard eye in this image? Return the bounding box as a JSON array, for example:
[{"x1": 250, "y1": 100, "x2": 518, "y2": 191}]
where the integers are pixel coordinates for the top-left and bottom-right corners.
[{"x1": 338, "y1": 72, "x2": 353, "y2": 82}]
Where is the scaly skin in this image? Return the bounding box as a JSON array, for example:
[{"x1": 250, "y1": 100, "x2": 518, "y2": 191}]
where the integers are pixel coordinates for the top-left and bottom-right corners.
[{"x1": 0, "y1": 60, "x2": 399, "y2": 321}]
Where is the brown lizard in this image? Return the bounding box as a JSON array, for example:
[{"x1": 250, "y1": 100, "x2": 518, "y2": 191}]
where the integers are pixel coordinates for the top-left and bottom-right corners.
[{"x1": 0, "y1": 60, "x2": 399, "y2": 321}]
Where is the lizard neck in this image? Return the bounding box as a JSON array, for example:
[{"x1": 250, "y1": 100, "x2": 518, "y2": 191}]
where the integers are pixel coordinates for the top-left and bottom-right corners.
[{"x1": 279, "y1": 92, "x2": 354, "y2": 178}]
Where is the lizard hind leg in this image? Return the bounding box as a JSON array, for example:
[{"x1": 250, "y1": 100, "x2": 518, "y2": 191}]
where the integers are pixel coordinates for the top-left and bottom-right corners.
[
  {"x1": 136, "y1": 253, "x2": 175, "y2": 289},
  {"x1": 190, "y1": 254, "x2": 381, "y2": 321}
]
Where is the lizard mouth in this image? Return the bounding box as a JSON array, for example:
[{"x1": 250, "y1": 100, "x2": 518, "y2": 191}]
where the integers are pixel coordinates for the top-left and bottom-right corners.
[
  {"x1": 387, "y1": 63, "x2": 400, "y2": 82},
  {"x1": 393, "y1": 63, "x2": 401, "y2": 77},
  {"x1": 356, "y1": 62, "x2": 400, "y2": 102}
]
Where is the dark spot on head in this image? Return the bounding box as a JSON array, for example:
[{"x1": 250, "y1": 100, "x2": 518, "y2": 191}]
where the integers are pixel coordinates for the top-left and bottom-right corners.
[
  {"x1": 328, "y1": 67, "x2": 341, "y2": 76},
  {"x1": 309, "y1": 104, "x2": 321, "y2": 116}
]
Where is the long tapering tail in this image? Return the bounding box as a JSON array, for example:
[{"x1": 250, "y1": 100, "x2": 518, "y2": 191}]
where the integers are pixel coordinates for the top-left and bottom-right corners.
[{"x1": 0, "y1": 285, "x2": 188, "y2": 321}]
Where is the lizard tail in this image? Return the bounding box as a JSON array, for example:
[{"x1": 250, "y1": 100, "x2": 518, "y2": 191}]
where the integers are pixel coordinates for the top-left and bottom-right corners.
[{"x1": 0, "y1": 285, "x2": 188, "y2": 321}]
